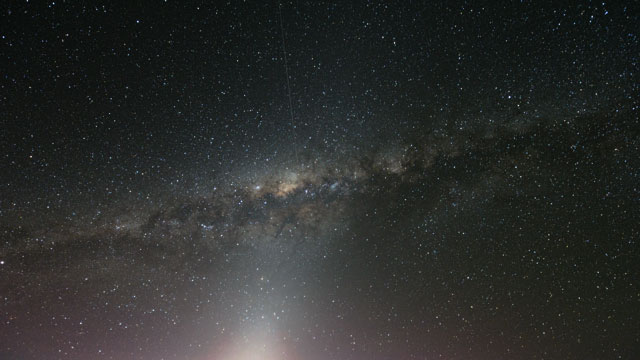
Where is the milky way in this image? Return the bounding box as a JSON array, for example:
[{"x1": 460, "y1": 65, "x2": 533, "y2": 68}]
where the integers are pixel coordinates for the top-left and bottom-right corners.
[
  {"x1": 1, "y1": 1, "x2": 639, "y2": 359},
  {"x1": 3, "y1": 106, "x2": 638, "y2": 359}
]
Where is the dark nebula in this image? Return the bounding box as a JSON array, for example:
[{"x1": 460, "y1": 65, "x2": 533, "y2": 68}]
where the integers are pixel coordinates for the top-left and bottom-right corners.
[{"x1": 1, "y1": 1, "x2": 638, "y2": 359}]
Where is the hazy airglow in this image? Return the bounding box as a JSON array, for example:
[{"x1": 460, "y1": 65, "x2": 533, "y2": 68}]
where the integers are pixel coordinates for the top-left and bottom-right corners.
[{"x1": 208, "y1": 324, "x2": 290, "y2": 360}]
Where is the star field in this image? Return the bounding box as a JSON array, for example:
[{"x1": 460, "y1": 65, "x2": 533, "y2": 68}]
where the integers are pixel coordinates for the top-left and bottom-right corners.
[{"x1": 0, "y1": 1, "x2": 638, "y2": 359}]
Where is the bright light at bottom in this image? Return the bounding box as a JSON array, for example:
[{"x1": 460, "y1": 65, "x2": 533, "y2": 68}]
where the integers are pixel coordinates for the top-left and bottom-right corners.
[{"x1": 207, "y1": 324, "x2": 289, "y2": 360}]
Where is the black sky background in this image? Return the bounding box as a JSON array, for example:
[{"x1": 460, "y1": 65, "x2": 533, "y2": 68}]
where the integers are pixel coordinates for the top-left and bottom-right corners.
[
  {"x1": 1, "y1": 1, "x2": 638, "y2": 359},
  {"x1": 3, "y1": 1, "x2": 635, "y2": 217}
]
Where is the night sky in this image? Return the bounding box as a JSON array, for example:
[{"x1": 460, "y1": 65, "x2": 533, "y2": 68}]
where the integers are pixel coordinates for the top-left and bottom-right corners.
[{"x1": 1, "y1": 1, "x2": 639, "y2": 359}]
